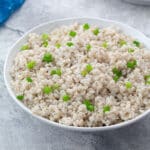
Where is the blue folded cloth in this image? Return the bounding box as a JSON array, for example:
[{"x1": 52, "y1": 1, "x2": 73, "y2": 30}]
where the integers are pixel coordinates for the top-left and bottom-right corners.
[{"x1": 0, "y1": 0, "x2": 25, "y2": 25}]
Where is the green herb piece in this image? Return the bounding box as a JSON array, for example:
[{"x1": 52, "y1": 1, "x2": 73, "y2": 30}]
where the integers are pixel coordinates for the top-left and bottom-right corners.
[
  {"x1": 20, "y1": 45, "x2": 29, "y2": 50},
  {"x1": 55, "y1": 43, "x2": 61, "y2": 48},
  {"x1": 125, "y1": 81, "x2": 132, "y2": 89},
  {"x1": 52, "y1": 84, "x2": 60, "y2": 90},
  {"x1": 102, "y1": 41, "x2": 108, "y2": 48},
  {"x1": 127, "y1": 60, "x2": 137, "y2": 69},
  {"x1": 103, "y1": 105, "x2": 110, "y2": 113},
  {"x1": 51, "y1": 69, "x2": 62, "y2": 76},
  {"x1": 26, "y1": 77, "x2": 33, "y2": 82},
  {"x1": 83, "y1": 100, "x2": 95, "y2": 112},
  {"x1": 42, "y1": 52, "x2": 54, "y2": 63},
  {"x1": 144, "y1": 75, "x2": 150, "y2": 85},
  {"x1": 112, "y1": 67, "x2": 122, "y2": 82},
  {"x1": 42, "y1": 40, "x2": 48, "y2": 47},
  {"x1": 86, "y1": 44, "x2": 92, "y2": 51},
  {"x1": 16, "y1": 95, "x2": 24, "y2": 101},
  {"x1": 86, "y1": 64, "x2": 93, "y2": 72},
  {"x1": 62, "y1": 94, "x2": 71, "y2": 102},
  {"x1": 83, "y1": 23, "x2": 90, "y2": 30},
  {"x1": 133, "y1": 40, "x2": 140, "y2": 47},
  {"x1": 93, "y1": 28, "x2": 100, "y2": 35},
  {"x1": 69, "y1": 31, "x2": 76, "y2": 37},
  {"x1": 42, "y1": 33, "x2": 49, "y2": 41},
  {"x1": 119, "y1": 39, "x2": 127, "y2": 46},
  {"x1": 43, "y1": 86, "x2": 53, "y2": 94},
  {"x1": 27, "y1": 61, "x2": 36, "y2": 70},
  {"x1": 128, "y1": 48, "x2": 134, "y2": 53},
  {"x1": 81, "y1": 70, "x2": 88, "y2": 77},
  {"x1": 81, "y1": 64, "x2": 93, "y2": 77},
  {"x1": 66, "y1": 42, "x2": 74, "y2": 47}
]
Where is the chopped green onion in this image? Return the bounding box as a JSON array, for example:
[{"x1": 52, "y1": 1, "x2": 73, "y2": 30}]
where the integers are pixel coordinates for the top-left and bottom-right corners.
[
  {"x1": 133, "y1": 40, "x2": 140, "y2": 47},
  {"x1": 83, "y1": 100, "x2": 94, "y2": 112},
  {"x1": 103, "y1": 105, "x2": 110, "y2": 113},
  {"x1": 81, "y1": 70, "x2": 87, "y2": 77},
  {"x1": 144, "y1": 75, "x2": 150, "y2": 85},
  {"x1": 51, "y1": 69, "x2": 62, "y2": 76},
  {"x1": 43, "y1": 84, "x2": 60, "y2": 94},
  {"x1": 69, "y1": 31, "x2": 76, "y2": 37},
  {"x1": 20, "y1": 45, "x2": 29, "y2": 50},
  {"x1": 43, "y1": 86, "x2": 52, "y2": 94},
  {"x1": 42, "y1": 40, "x2": 48, "y2": 47},
  {"x1": 113, "y1": 75, "x2": 120, "y2": 82},
  {"x1": 93, "y1": 28, "x2": 100, "y2": 35},
  {"x1": 16, "y1": 95, "x2": 24, "y2": 101},
  {"x1": 27, "y1": 61, "x2": 36, "y2": 70},
  {"x1": 66, "y1": 42, "x2": 74, "y2": 47},
  {"x1": 125, "y1": 81, "x2": 132, "y2": 89},
  {"x1": 112, "y1": 67, "x2": 122, "y2": 82},
  {"x1": 62, "y1": 94, "x2": 71, "y2": 102},
  {"x1": 119, "y1": 39, "x2": 127, "y2": 46},
  {"x1": 55, "y1": 43, "x2": 61, "y2": 48},
  {"x1": 42, "y1": 52, "x2": 54, "y2": 63},
  {"x1": 127, "y1": 60, "x2": 137, "y2": 69},
  {"x1": 102, "y1": 41, "x2": 108, "y2": 48},
  {"x1": 81, "y1": 64, "x2": 93, "y2": 77},
  {"x1": 86, "y1": 44, "x2": 92, "y2": 51},
  {"x1": 86, "y1": 64, "x2": 93, "y2": 72},
  {"x1": 42, "y1": 33, "x2": 49, "y2": 41},
  {"x1": 83, "y1": 23, "x2": 90, "y2": 30},
  {"x1": 26, "y1": 77, "x2": 33, "y2": 82},
  {"x1": 128, "y1": 48, "x2": 134, "y2": 53}
]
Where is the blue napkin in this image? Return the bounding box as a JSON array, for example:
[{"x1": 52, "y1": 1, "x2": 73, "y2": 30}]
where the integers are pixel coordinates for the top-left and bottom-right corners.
[{"x1": 0, "y1": 0, "x2": 25, "y2": 25}]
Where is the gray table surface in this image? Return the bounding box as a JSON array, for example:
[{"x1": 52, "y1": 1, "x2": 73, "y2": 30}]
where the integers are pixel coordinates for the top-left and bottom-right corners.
[{"x1": 1, "y1": 0, "x2": 150, "y2": 149}]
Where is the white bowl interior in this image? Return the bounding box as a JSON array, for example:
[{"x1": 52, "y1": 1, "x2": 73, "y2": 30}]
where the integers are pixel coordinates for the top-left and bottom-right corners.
[{"x1": 4, "y1": 18, "x2": 150, "y2": 132}]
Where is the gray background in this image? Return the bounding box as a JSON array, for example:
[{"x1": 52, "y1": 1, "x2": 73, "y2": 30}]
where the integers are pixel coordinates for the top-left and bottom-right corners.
[{"x1": 0, "y1": 0, "x2": 150, "y2": 149}]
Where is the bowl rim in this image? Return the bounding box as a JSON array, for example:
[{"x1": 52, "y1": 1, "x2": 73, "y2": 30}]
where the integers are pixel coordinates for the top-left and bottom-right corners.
[{"x1": 4, "y1": 17, "x2": 150, "y2": 132}]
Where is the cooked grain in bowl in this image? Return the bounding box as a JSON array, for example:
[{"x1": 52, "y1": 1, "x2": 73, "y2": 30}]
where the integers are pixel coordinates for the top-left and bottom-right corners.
[{"x1": 10, "y1": 23, "x2": 150, "y2": 127}]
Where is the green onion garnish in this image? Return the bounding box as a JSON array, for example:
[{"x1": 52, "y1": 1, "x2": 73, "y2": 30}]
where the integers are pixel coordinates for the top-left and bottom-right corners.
[
  {"x1": 42, "y1": 33, "x2": 49, "y2": 41},
  {"x1": 133, "y1": 40, "x2": 140, "y2": 47},
  {"x1": 125, "y1": 81, "x2": 132, "y2": 89},
  {"x1": 20, "y1": 45, "x2": 29, "y2": 50},
  {"x1": 42, "y1": 33, "x2": 49, "y2": 47},
  {"x1": 93, "y1": 28, "x2": 100, "y2": 35},
  {"x1": 43, "y1": 84, "x2": 60, "y2": 94},
  {"x1": 119, "y1": 39, "x2": 127, "y2": 47},
  {"x1": 83, "y1": 23, "x2": 90, "y2": 30},
  {"x1": 144, "y1": 75, "x2": 150, "y2": 85},
  {"x1": 51, "y1": 69, "x2": 62, "y2": 76},
  {"x1": 81, "y1": 64, "x2": 93, "y2": 77},
  {"x1": 62, "y1": 94, "x2": 71, "y2": 102},
  {"x1": 43, "y1": 86, "x2": 52, "y2": 94},
  {"x1": 112, "y1": 67, "x2": 122, "y2": 82},
  {"x1": 86, "y1": 44, "x2": 92, "y2": 51},
  {"x1": 42, "y1": 52, "x2": 54, "y2": 63},
  {"x1": 42, "y1": 40, "x2": 48, "y2": 47},
  {"x1": 102, "y1": 41, "x2": 108, "y2": 48},
  {"x1": 27, "y1": 61, "x2": 36, "y2": 70},
  {"x1": 128, "y1": 48, "x2": 134, "y2": 53},
  {"x1": 127, "y1": 60, "x2": 137, "y2": 69},
  {"x1": 26, "y1": 77, "x2": 33, "y2": 82},
  {"x1": 55, "y1": 43, "x2": 61, "y2": 48},
  {"x1": 69, "y1": 31, "x2": 76, "y2": 37},
  {"x1": 16, "y1": 95, "x2": 24, "y2": 101},
  {"x1": 83, "y1": 100, "x2": 94, "y2": 112},
  {"x1": 103, "y1": 105, "x2": 110, "y2": 113},
  {"x1": 66, "y1": 42, "x2": 74, "y2": 47}
]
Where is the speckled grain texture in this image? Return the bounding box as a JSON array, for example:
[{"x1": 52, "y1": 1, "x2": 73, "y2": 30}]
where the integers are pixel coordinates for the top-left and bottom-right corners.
[{"x1": 1, "y1": 0, "x2": 150, "y2": 149}]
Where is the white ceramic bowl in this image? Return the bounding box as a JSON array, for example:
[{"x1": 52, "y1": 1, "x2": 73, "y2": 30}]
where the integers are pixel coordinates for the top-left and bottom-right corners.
[{"x1": 4, "y1": 17, "x2": 150, "y2": 132}]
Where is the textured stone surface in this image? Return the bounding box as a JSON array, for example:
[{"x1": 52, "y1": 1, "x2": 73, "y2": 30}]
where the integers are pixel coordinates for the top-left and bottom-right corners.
[{"x1": 0, "y1": 0, "x2": 150, "y2": 149}]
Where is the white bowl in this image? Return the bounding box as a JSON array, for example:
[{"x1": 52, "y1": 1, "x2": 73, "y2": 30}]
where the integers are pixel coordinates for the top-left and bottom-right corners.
[{"x1": 4, "y1": 17, "x2": 150, "y2": 132}]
